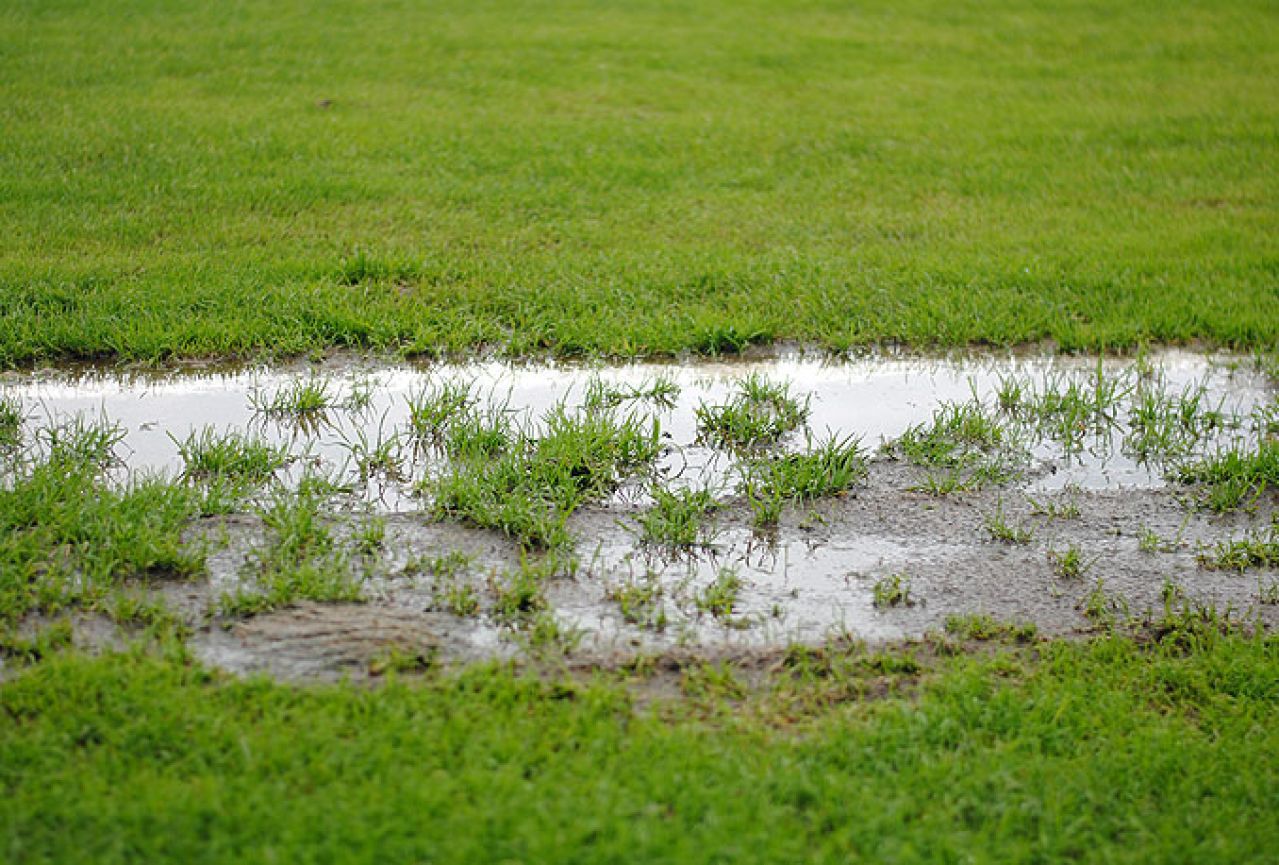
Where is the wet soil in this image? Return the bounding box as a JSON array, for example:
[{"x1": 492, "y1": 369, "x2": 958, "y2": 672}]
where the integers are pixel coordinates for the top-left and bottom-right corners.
[{"x1": 3, "y1": 351, "x2": 1275, "y2": 681}]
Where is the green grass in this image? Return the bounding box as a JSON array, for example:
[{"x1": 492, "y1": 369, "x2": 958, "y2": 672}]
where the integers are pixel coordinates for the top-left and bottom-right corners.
[
  {"x1": 635, "y1": 485, "x2": 720, "y2": 550},
  {"x1": 739, "y1": 434, "x2": 867, "y2": 527},
  {"x1": 696, "y1": 374, "x2": 811, "y2": 450},
  {"x1": 2, "y1": 629, "x2": 1277, "y2": 863},
  {"x1": 1176, "y1": 439, "x2": 1279, "y2": 511},
  {"x1": 3, "y1": 0, "x2": 1275, "y2": 365},
  {"x1": 172, "y1": 427, "x2": 288, "y2": 482}
]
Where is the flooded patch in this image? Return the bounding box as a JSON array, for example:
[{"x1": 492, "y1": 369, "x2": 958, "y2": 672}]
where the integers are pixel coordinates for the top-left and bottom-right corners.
[{"x1": 3, "y1": 350, "x2": 1275, "y2": 679}]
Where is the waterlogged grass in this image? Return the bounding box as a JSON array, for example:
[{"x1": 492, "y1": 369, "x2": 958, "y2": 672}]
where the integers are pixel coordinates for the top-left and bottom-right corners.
[
  {"x1": 427, "y1": 403, "x2": 660, "y2": 549},
  {"x1": 1199, "y1": 523, "x2": 1279, "y2": 572},
  {"x1": 0, "y1": 420, "x2": 203, "y2": 626},
  {"x1": 892, "y1": 401, "x2": 1024, "y2": 492},
  {"x1": 172, "y1": 428, "x2": 288, "y2": 482},
  {"x1": 2, "y1": 629, "x2": 1276, "y2": 863},
  {"x1": 219, "y1": 476, "x2": 364, "y2": 617},
  {"x1": 3, "y1": 1, "x2": 1278, "y2": 365},
  {"x1": 635, "y1": 486, "x2": 720, "y2": 551},
  {"x1": 740, "y1": 434, "x2": 866, "y2": 528},
  {"x1": 1176, "y1": 439, "x2": 1279, "y2": 511},
  {"x1": 696, "y1": 374, "x2": 811, "y2": 450}
]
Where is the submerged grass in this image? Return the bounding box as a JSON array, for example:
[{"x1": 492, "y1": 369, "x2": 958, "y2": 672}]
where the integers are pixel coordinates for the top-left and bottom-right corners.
[
  {"x1": 739, "y1": 434, "x2": 866, "y2": 528},
  {"x1": 635, "y1": 486, "x2": 720, "y2": 551},
  {"x1": 426, "y1": 403, "x2": 660, "y2": 550}
]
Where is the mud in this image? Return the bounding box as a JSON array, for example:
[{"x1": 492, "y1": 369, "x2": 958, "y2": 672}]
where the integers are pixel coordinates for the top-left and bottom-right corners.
[{"x1": 3, "y1": 350, "x2": 1275, "y2": 681}]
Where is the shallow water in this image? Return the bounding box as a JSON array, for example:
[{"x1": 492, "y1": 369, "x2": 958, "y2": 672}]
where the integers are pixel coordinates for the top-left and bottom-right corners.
[
  {"x1": 4, "y1": 350, "x2": 1270, "y2": 502},
  {"x1": 5, "y1": 350, "x2": 1275, "y2": 669}
]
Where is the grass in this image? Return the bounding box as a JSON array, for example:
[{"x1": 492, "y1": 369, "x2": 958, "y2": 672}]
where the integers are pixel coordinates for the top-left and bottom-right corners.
[
  {"x1": 249, "y1": 378, "x2": 334, "y2": 417},
  {"x1": 0, "y1": 395, "x2": 22, "y2": 451},
  {"x1": 427, "y1": 402, "x2": 660, "y2": 549},
  {"x1": 1, "y1": 419, "x2": 204, "y2": 627},
  {"x1": 871, "y1": 573, "x2": 914, "y2": 608},
  {"x1": 607, "y1": 571, "x2": 668, "y2": 631},
  {"x1": 4, "y1": 626, "x2": 1276, "y2": 863},
  {"x1": 983, "y1": 499, "x2": 1034, "y2": 544},
  {"x1": 1048, "y1": 543, "x2": 1092, "y2": 580},
  {"x1": 218, "y1": 476, "x2": 364, "y2": 617},
  {"x1": 892, "y1": 401, "x2": 1024, "y2": 493},
  {"x1": 584, "y1": 375, "x2": 681, "y2": 412},
  {"x1": 696, "y1": 374, "x2": 810, "y2": 450},
  {"x1": 635, "y1": 486, "x2": 720, "y2": 551},
  {"x1": 172, "y1": 427, "x2": 288, "y2": 482},
  {"x1": 1176, "y1": 439, "x2": 1279, "y2": 511},
  {"x1": 739, "y1": 434, "x2": 866, "y2": 528},
  {"x1": 694, "y1": 567, "x2": 744, "y2": 624},
  {"x1": 1198, "y1": 523, "x2": 1279, "y2": 572},
  {"x1": 2, "y1": 1, "x2": 1277, "y2": 366}
]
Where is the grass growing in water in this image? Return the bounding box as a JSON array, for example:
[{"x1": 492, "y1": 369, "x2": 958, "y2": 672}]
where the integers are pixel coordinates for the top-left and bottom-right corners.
[
  {"x1": 696, "y1": 374, "x2": 810, "y2": 450},
  {"x1": 1198, "y1": 523, "x2": 1279, "y2": 572},
  {"x1": 249, "y1": 379, "x2": 334, "y2": 417},
  {"x1": 1176, "y1": 440, "x2": 1279, "y2": 511},
  {"x1": 872, "y1": 573, "x2": 914, "y2": 608},
  {"x1": 739, "y1": 434, "x2": 866, "y2": 528},
  {"x1": 427, "y1": 403, "x2": 660, "y2": 550},
  {"x1": 635, "y1": 486, "x2": 720, "y2": 551},
  {"x1": 219, "y1": 476, "x2": 364, "y2": 617},
  {"x1": 172, "y1": 428, "x2": 288, "y2": 482}
]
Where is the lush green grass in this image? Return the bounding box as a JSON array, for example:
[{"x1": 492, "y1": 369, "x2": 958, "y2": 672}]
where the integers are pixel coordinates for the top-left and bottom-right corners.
[
  {"x1": 2, "y1": 630, "x2": 1277, "y2": 863},
  {"x1": 2, "y1": 0, "x2": 1277, "y2": 364}
]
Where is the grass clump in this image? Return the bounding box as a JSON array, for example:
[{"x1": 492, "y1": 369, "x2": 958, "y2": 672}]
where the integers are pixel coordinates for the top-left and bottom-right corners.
[
  {"x1": 172, "y1": 428, "x2": 287, "y2": 482},
  {"x1": 1048, "y1": 543, "x2": 1092, "y2": 580},
  {"x1": 0, "y1": 420, "x2": 203, "y2": 626},
  {"x1": 872, "y1": 573, "x2": 914, "y2": 609},
  {"x1": 943, "y1": 614, "x2": 1038, "y2": 643},
  {"x1": 1125, "y1": 382, "x2": 1228, "y2": 463},
  {"x1": 606, "y1": 572, "x2": 668, "y2": 632},
  {"x1": 249, "y1": 379, "x2": 334, "y2": 418},
  {"x1": 405, "y1": 381, "x2": 476, "y2": 444},
  {"x1": 696, "y1": 374, "x2": 810, "y2": 450},
  {"x1": 219, "y1": 477, "x2": 363, "y2": 617},
  {"x1": 892, "y1": 401, "x2": 1023, "y2": 493},
  {"x1": 1176, "y1": 440, "x2": 1279, "y2": 511},
  {"x1": 427, "y1": 404, "x2": 660, "y2": 550},
  {"x1": 694, "y1": 567, "x2": 744, "y2": 624},
  {"x1": 584, "y1": 375, "x2": 680, "y2": 412},
  {"x1": 0, "y1": 395, "x2": 22, "y2": 452},
  {"x1": 983, "y1": 499, "x2": 1034, "y2": 544},
  {"x1": 739, "y1": 434, "x2": 866, "y2": 528},
  {"x1": 635, "y1": 486, "x2": 720, "y2": 551},
  {"x1": 1198, "y1": 524, "x2": 1279, "y2": 572}
]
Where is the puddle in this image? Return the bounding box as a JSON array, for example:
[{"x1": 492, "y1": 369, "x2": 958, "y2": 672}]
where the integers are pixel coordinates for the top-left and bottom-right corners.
[{"x1": 3, "y1": 350, "x2": 1276, "y2": 677}]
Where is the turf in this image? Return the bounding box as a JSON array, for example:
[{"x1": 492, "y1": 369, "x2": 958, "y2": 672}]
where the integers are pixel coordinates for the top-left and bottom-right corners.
[
  {"x1": 2, "y1": 632, "x2": 1277, "y2": 863},
  {"x1": 2, "y1": 0, "x2": 1277, "y2": 364}
]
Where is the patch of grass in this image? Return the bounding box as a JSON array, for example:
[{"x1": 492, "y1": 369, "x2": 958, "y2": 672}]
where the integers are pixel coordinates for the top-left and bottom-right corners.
[
  {"x1": 172, "y1": 428, "x2": 288, "y2": 482},
  {"x1": 219, "y1": 478, "x2": 363, "y2": 617},
  {"x1": 1026, "y1": 492, "x2": 1081, "y2": 520},
  {"x1": 1176, "y1": 440, "x2": 1279, "y2": 511},
  {"x1": 2, "y1": 628, "x2": 1279, "y2": 861},
  {"x1": 871, "y1": 573, "x2": 914, "y2": 609},
  {"x1": 1198, "y1": 524, "x2": 1279, "y2": 572},
  {"x1": 606, "y1": 572, "x2": 668, "y2": 632},
  {"x1": 1025, "y1": 363, "x2": 1130, "y2": 451},
  {"x1": 943, "y1": 614, "x2": 1038, "y2": 643},
  {"x1": 0, "y1": 395, "x2": 22, "y2": 452},
  {"x1": 739, "y1": 434, "x2": 866, "y2": 527},
  {"x1": 694, "y1": 567, "x2": 744, "y2": 624},
  {"x1": 249, "y1": 378, "x2": 334, "y2": 417},
  {"x1": 1125, "y1": 381, "x2": 1228, "y2": 463},
  {"x1": 696, "y1": 374, "x2": 810, "y2": 449},
  {"x1": 405, "y1": 381, "x2": 476, "y2": 444},
  {"x1": 983, "y1": 499, "x2": 1034, "y2": 544},
  {"x1": 427, "y1": 403, "x2": 660, "y2": 550},
  {"x1": 0, "y1": 426, "x2": 204, "y2": 626},
  {"x1": 584, "y1": 375, "x2": 681, "y2": 412},
  {"x1": 1080, "y1": 579, "x2": 1128, "y2": 630},
  {"x1": 1048, "y1": 543, "x2": 1092, "y2": 580},
  {"x1": 1139, "y1": 527, "x2": 1164, "y2": 553},
  {"x1": 491, "y1": 560, "x2": 552, "y2": 628},
  {"x1": 352, "y1": 517, "x2": 386, "y2": 557},
  {"x1": 336, "y1": 419, "x2": 404, "y2": 482},
  {"x1": 892, "y1": 401, "x2": 1024, "y2": 492},
  {"x1": 635, "y1": 486, "x2": 720, "y2": 551}
]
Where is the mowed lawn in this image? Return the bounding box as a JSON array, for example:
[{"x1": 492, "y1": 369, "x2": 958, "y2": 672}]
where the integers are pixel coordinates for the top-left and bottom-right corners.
[{"x1": 1, "y1": 0, "x2": 1276, "y2": 362}]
